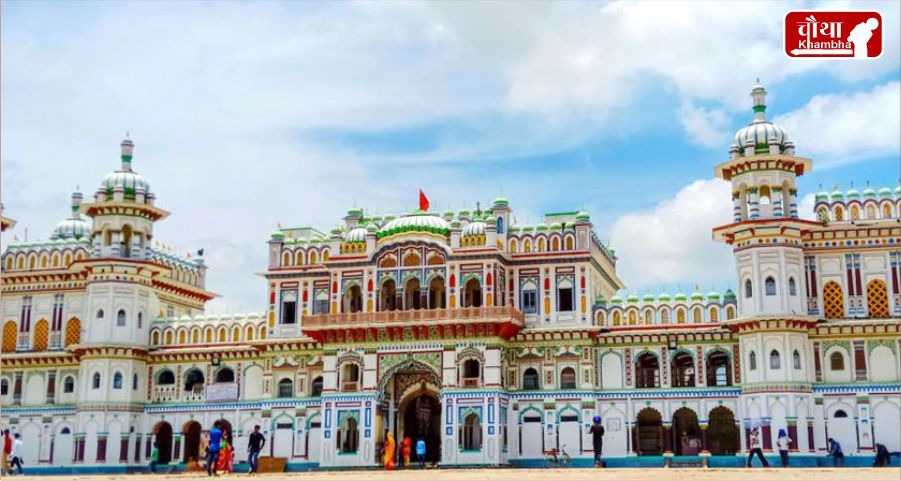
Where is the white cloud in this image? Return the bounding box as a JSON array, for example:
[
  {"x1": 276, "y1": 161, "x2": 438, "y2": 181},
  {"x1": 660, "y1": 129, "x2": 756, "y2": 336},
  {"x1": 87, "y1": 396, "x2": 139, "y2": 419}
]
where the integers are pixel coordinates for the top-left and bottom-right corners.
[
  {"x1": 610, "y1": 178, "x2": 735, "y2": 290},
  {"x1": 679, "y1": 102, "x2": 730, "y2": 149},
  {"x1": 798, "y1": 193, "x2": 818, "y2": 221},
  {"x1": 775, "y1": 81, "x2": 901, "y2": 167}
]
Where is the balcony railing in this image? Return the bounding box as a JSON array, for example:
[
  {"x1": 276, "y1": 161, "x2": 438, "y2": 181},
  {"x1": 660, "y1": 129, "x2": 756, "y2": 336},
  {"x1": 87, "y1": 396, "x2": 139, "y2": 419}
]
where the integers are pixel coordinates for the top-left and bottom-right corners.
[
  {"x1": 49, "y1": 332, "x2": 62, "y2": 350},
  {"x1": 462, "y1": 378, "x2": 480, "y2": 388},
  {"x1": 151, "y1": 385, "x2": 206, "y2": 403},
  {"x1": 342, "y1": 381, "x2": 359, "y2": 392},
  {"x1": 302, "y1": 306, "x2": 525, "y2": 328},
  {"x1": 16, "y1": 333, "x2": 30, "y2": 351}
]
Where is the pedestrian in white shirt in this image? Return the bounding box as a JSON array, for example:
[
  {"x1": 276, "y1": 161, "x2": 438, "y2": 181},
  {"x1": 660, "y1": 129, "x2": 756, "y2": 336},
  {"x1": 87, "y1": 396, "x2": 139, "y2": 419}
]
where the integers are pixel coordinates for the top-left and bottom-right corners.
[
  {"x1": 9, "y1": 433, "x2": 24, "y2": 475},
  {"x1": 777, "y1": 429, "x2": 792, "y2": 467}
]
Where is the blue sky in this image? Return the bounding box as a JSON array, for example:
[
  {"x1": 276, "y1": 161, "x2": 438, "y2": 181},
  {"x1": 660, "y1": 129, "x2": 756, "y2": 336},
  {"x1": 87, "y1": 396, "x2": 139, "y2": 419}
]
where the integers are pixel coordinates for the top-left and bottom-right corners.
[{"x1": 2, "y1": 1, "x2": 899, "y2": 311}]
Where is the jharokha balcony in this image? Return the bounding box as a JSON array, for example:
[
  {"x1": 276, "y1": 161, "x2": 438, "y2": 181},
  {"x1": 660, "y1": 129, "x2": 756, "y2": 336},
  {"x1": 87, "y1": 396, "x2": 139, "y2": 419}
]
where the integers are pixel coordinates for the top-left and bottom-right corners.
[{"x1": 301, "y1": 306, "x2": 525, "y2": 343}]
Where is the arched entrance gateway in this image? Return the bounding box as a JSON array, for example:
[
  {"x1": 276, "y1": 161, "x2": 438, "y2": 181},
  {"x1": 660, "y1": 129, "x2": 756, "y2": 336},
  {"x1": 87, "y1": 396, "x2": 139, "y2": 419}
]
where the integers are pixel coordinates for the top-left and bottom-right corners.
[
  {"x1": 183, "y1": 421, "x2": 202, "y2": 463},
  {"x1": 634, "y1": 408, "x2": 663, "y2": 455},
  {"x1": 153, "y1": 421, "x2": 173, "y2": 464},
  {"x1": 378, "y1": 360, "x2": 442, "y2": 465}
]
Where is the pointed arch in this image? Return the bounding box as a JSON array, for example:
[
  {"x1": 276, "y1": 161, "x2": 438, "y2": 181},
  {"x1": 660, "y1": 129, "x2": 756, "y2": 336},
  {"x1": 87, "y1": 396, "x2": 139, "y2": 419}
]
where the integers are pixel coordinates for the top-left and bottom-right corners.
[
  {"x1": 64, "y1": 317, "x2": 81, "y2": 347},
  {"x1": 2, "y1": 321, "x2": 17, "y2": 352},
  {"x1": 32, "y1": 320, "x2": 49, "y2": 351},
  {"x1": 823, "y1": 281, "x2": 844, "y2": 319},
  {"x1": 866, "y1": 278, "x2": 889, "y2": 318}
]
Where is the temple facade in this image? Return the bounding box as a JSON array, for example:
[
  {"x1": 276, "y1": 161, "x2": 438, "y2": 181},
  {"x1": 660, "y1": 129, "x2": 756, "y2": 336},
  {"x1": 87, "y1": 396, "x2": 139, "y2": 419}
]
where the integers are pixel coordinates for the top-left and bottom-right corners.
[{"x1": 1, "y1": 84, "x2": 899, "y2": 471}]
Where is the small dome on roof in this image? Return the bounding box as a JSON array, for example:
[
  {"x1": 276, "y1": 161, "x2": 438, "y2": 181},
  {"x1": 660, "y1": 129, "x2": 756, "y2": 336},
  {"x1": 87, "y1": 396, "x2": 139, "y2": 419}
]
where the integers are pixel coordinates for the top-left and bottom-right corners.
[
  {"x1": 345, "y1": 227, "x2": 367, "y2": 243},
  {"x1": 674, "y1": 292, "x2": 687, "y2": 302},
  {"x1": 707, "y1": 290, "x2": 721, "y2": 301},
  {"x1": 878, "y1": 187, "x2": 893, "y2": 198},
  {"x1": 366, "y1": 222, "x2": 378, "y2": 233},
  {"x1": 536, "y1": 224, "x2": 549, "y2": 231},
  {"x1": 550, "y1": 222, "x2": 563, "y2": 230},
  {"x1": 609, "y1": 295, "x2": 623, "y2": 304},
  {"x1": 658, "y1": 292, "x2": 671, "y2": 302},
  {"x1": 330, "y1": 226, "x2": 343, "y2": 236},
  {"x1": 462, "y1": 220, "x2": 486, "y2": 237},
  {"x1": 815, "y1": 190, "x2": 829, "y2": 202},
  {"x1": 830, "y1": 190, "x2": 845, "y2": 202},
  {"x1": 690, "y1": 289, "x2": 704, "y2": 301},
  {"x1": 626, "y1": 294, "x2": 639, "y2": 303},
  {"x1": 863, "y1": 186, "x2": 877, "y2": 199},
  {"x1": 595, "y1": 295, "x2": 607, "y2": 306},
  {"x1": 575, "y1": 211, "x2": 590, "y2": 221},
  {"x1": 492, "y1": 197, "x2": 509, "y2": 207},
  {"x1": 377, "y1": 213, "x2": 451, "y2": 238},
  {"x1": 271, "y1": 230, "x2": 284, "y2": 239},
  {"x1": 894, "y1": 185, "x2": 901, "y2": 196},
  {"x1": 642, "y1": 293, "x2": 656, "y2": 302},
  {"x1": 346, "y1": 207, "x2": 363, "y2": 217},
  {"x1": 846, "y1": 188, "x2": 860, "y2": 200},
  {"x1": 723, "y1": 289, "x2": 737, "y2": 300}
]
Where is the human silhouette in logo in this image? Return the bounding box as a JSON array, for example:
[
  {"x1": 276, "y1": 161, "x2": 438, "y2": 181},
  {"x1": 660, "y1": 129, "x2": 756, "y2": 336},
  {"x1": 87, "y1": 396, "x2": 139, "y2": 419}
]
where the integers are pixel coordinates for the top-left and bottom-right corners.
[{"x1": 848, "y1": 18, "x2": 879, "y2": 57}]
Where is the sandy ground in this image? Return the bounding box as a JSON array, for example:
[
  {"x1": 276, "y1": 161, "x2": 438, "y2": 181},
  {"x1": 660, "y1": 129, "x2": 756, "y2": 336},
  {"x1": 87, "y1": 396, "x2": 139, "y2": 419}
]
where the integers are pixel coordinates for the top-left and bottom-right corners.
[{"x1": 16, "y1": 468, "x2": 901, "y2": 481}]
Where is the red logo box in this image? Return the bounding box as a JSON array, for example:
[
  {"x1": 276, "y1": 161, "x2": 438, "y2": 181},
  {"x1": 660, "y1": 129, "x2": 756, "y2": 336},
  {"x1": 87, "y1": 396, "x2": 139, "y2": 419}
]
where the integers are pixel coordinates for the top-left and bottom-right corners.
[{"x1": 785, "y1": 11, "x2": 883, "y2": 58}]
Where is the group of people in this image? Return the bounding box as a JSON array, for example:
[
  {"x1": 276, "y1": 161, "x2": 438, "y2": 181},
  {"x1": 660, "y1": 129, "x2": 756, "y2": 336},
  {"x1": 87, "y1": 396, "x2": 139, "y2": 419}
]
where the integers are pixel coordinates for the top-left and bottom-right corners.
[
  {"x1": 381, "y1": 432, "x2": 428, "y2": 470},
  {"x1": 1, "y1": 430, "x2": 24, "y2": 476},
  {"x1": 150, "y1": 422, "x2": 267, "y2": 476},
  {"x1": 747, "y1": 426, "x2": 893, "y2": 468}
]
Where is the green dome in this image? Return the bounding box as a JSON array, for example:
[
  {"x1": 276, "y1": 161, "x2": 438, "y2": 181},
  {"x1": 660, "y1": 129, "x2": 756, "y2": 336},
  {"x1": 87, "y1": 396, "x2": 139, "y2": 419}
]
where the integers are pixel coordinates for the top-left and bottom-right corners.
[
  {"x1": 830, "y1": 190, "x2": 845, "y2": 201},
  {"x1": 658, "y1": 293, "x2": 671, "y2": 302},
  {"x1": 815, "y1": 191, "x2": 829, "y2": 202},
  {"x1": 894, "y1": 185, "x2": 901, "y2": 196},
  {"x1": 271, "y1": 230, "x2": 284, "y2": 239},
  {"x1": 674, "y1": 292, "x2": 687, "y2": 302},
  {"x1": 458, "y1": 210, "x2": 471, "y2": 217},
  {"x1": 609, "y1": 295, "x2": 623, "y2": 304},
  {"x1": 330, "y1": 226, "x2": 343, "y2": 236},
  {"x1": 443, "y1": 210, "x2": 455, "y2": 218},
  {"x1": 642, "y1": 293, "x2": 656, "y2": 302},
  {"x1": 347, "y1": 207, "x2": 363, "y2": 216},
  {"x1": 846, "y1": 188, "x2": 860, "y2": 200},
  {"x1": 690, "y1": 290, "x2": 704, "y2": 301},
  {"x1": 536, "y1": 224, "x2": 549, "y2": 231},
  {"x1": 450, "y1": 219, "x2": 462, "y2": 228},
  {"x1": 626, "y1": 294, "x2": 639, "y2": 303},
  {"x1": 509, "y1": 225, "x2": 522, "y2": 233},
  {"x1": 878, "y1": 187, "x2": 893, "y2": 198},
  {"x1": 366, "y1": 222, "x2": 378, "y2": 233},
  {"x1": 723, "y1": 289, "x2": 737, "y2": 300},
  {"x1": 575, "y1": 211, "x2": 590, "y2": 221},
  {"x1": 550, "y1": 222, "x2": 563, "y2": 230},
  {"x1": 707, "y1": 291, "x2": 721, "y2": 301},
  {"x1": 493, "y1": 197, "x2": 509, "y2": 207},
  {"x1": 862, "y1": 187, "x2": 877, "y2": 199},
  {"x1": 595, "y1": 296, "x2": 607, "y2": 306}
]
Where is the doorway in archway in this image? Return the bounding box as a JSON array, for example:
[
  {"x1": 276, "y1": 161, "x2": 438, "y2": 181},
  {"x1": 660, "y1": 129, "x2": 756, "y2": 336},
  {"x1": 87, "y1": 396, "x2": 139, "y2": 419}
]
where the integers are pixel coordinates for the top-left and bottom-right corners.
[
  {"x1": 183, "y1": 421, "x2": 202, "y2": 463},
  {"x1": 398, "y1": 392, "x2": 441, "y2": 464},
  {"x1": 215, "y1": 419, "x2": 234, "y2": 446},
  {"x1": 154, "y1": 421, "x2": 173, "y2": 464},
  {"x1": 634, "y1": 408, "x2": 662, "y2": 455},
  {"x1": 672, "y1": 407, "x2": 701, "y2": 455}
]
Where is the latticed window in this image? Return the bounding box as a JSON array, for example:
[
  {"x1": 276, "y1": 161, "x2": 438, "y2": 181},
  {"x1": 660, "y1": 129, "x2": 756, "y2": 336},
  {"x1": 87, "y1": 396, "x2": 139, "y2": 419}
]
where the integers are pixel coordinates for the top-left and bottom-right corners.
[
  {"x1": 522, "y1": 368, "x2": 539, "y2": 390},
  {"x1": 560, "y1": 367, "x2": 577, "y2": 389},
  {"x1": 277, "y1": 378, "x2": 294, "y2": 398},
  {"x1": 822, "y1": 282, "x2": 844, "y2": 319},
  {"x1": 866, "y1": 279, "x2": 889, "y2": 318},
  {"x1": 830, "y1": 352, "x2": 845, "y2": 371}
]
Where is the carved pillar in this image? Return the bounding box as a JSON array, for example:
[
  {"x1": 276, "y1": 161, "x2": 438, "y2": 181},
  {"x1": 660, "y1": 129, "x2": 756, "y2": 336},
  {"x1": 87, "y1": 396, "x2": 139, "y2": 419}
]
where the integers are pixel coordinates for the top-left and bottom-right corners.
[
  {"x1": 663, "y1": 422, "x2": 672, "y2": 453},
  {"x1": 787, "y1": 422, "x2": 798, "y2": 451},
  {"x1": 700, "y1": 423, "x2": 709, "y2": 452},
  {"x1": 762, "y1": 425, "x2": 772, "y2": 451}
]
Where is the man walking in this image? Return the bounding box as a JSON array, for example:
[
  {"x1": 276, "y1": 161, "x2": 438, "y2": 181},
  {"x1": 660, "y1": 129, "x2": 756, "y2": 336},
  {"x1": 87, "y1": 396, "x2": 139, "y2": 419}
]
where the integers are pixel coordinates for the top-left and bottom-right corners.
[
  {"x1": 206, "y1": 421, "x2": 223, "y2": 477},
  {"x1": 827, "y1": 438, "x2": 844, "y2": 467},
  {"x1": 415, "y1": 437, "x2": 426, "y2": 469},
  {"x1": 247, "y1": 425, "x2": 266, "y2": 474},
  {"x1": 9, "y1": 433, "x2": 24, "y2": 475},
  {"x1": 590, "y1": 416, "x2": 605, "y2": 468},
  {"x1": 149, "y1": 441, "x2": 160, "y2": 473},
  {"x1": 746, "y1": 427, "x2": 769, "y2": 467}
]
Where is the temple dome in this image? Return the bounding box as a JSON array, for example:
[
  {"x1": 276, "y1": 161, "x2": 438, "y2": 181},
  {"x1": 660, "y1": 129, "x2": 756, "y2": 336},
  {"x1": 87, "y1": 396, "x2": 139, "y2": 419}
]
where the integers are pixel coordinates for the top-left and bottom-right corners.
[{"x1": 377, "y1": 213, "x2": 450, "y2": 238}]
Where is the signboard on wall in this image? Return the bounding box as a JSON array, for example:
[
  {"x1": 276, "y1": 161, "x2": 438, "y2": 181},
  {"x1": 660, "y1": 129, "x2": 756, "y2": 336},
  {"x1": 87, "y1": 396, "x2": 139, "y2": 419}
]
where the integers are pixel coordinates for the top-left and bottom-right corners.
[{"x1": 206, "y1": 382, "x2": 238, "y2": 402}]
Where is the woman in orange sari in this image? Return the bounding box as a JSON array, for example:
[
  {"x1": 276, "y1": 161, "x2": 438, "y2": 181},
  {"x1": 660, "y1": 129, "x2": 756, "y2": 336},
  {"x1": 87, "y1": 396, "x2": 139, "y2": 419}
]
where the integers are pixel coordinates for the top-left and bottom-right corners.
[
  {"x1": 217, "y1": 439, "x2": 234, "y2": 473},
  {"x1": 383, "y1": 432, "x2": 396, "y2": 470}
]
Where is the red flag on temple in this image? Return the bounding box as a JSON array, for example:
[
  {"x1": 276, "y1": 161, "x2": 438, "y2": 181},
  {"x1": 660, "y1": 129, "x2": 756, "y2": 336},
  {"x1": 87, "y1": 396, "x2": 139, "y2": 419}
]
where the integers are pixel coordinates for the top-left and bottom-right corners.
[{"x1": 419, "y1": 189, "x2": 430, "y2": 212}]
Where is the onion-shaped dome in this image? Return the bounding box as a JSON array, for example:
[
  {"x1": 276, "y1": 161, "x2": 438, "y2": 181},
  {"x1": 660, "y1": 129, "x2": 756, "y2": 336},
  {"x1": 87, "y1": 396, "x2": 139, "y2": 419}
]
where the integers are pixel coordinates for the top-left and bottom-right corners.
[
  {"x1": 894, "y1": 185, "x2": 901, "y2": 197},
  {"x1": 609, "y1": 295, "x2": 623, "y2": 305},
  {"x1": 462, "y1": 219, "x2": 486, "y2": 237},
  {"x1": 346, "y1": 207, "x2": 363, "y2": 217},
  {"x1": 643, "y1": 293, "x2": 656, "y2": 302},
  {"x1": 377, "y1": 213, "x2": 450, "y2": 239},
  {"x1": 458, "y1": 210, "x2": 471, "y2": 220},
  {"x1": 484, "y1": 215, "x2": 496, "y2": 225},
  {"x1": 329, "y1": 226, "x2": 343, "y2": 237},
  {"x1": 536, "y1": 224, "x2": 549, "y2": 232},
  {"x1": 52, "y1": 217, "x2": 90, "y2": 240},
  {"x1": 730, "y1": 83, "x2": 792, "y2": 157},
  {"x1": 830, "y1": 190, "x2": 845, "y2": 202},
  {"x1": 707, "y1": 290, "x2": 721, "y2": 302},
  {"x1": 450, "y1": 219, "x2": 462, "y2": 229},
  {"x1": 846, "y1": 188, "x2": 860, "y2": 200},
  {"x1": 674, "y1": 292, "x2": 687, "y2": 302},
  {"x1": 626, "y1": 294, "x2": 639, "y2": 303},
  {"x1": 657, "y1": 293, "x2": 671, "y2": 302},
  {"x1": 575, "y1": 211, "x2": 590, "y2": 222},
  {"x1": 878, "y1": 187, "x2": 893, "y2": 199},
  {"x1": 815, "y1": 190, "x2": 830, "y2": 202},
  {"x1": 100, "y1": 170, "x2": 152, "y2": 200},
  {"x1": 595, "y1": 295, "x2": 607, "y2": 306},
  {"x1": 509, "y1": 225, "x2": 521, "y2": 233},
  {"x1": 345, "y1": 227, "x2": 367, "y2": 243},
  {"x1": 443, "y1": 209, "x2": 455, "y2": 219},
  {"x1": 492, "y1": 197, "x2": 509, "y2": 207},
  {"x1": 366, "y1": 222, "x2": 378, "y2": 233},
  {"x1": 690, "y1": 290, "x2": 704, "y2": 302},
  {"x1": 862, "y1": 186, "x2": 877, "y2": 199},
  {"x1": 549, "y1": 222, "x2": 563, "y2": 230},
  {"x1": 271, "y1": 230, "x2": 285, "y2": 239},
  {"x1": 723, "y1": 289, "x2": 737, "y2": 301},
  {"x1": 520, "y1": 224, "x2": 533, "y2": 232}
]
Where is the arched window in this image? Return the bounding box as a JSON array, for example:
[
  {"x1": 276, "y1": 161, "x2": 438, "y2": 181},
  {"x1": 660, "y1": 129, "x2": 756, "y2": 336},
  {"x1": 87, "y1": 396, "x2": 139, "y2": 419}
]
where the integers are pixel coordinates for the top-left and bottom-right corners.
[
  {"x1": 340, "y1": 363, "x2": 360, "y2": 391},
  {"x1": 184, "y1": 369, "x2": 205, "y2": 392},
  {"x1": 749, "y1": 351, "x2": 757, "y2": 371},
  {"x1": 215, "y1": 367, "x2": 235, "y2": 383},
  {"x1": 788, "y1": 278, "x2": 796, "y2": 296},
  {"x1": 92, "y1": 373, "x2": 101, "y2": 389},
  {"x1": 769, "y1": 350, "x2": 781, "y2": 369},
  {"x1": 557, "y1": 278, "x2": 574, "y2": 312},
  {"x1": 764, "y1": 277, "x2": 776, "y2": 296},
  {"x1": 96, "y1": 309, "x2": 104, "y2": 319},
  {"x1": 508, "y1": 239, "x2": 517, "y2": 252},
  {"x1": 692, "y1": 308, "x2": 702, "y2": 323},
  {"x1": 635, "y1": 353, "x2": 659, "y2": 388},
  {"x1": 792, "y1": 350, "x2": 802, "y2": 370},
  {"x1": 63, "y1": 376, "x2": 75, "y2": 393},
  {"x1": 744, "y1": 279, "x2": 753, "y2": 298},
  {"x1": 116, "y1": 309, "x2": 126, "y2": 326},
  {"x1": 496, "y1": 217, "x2": 504, "y2": 234},
  {"x1": 834, "y1": 409, "x2": 848, "y2": 418},
  {"x1": 311, "y1": 376, "x2": 323, "y2": 397},
  {"x1": 560, "y1": 367, "x2": 577, "y2": 389},
  {"x1": 113, "y1": 372, "x2": 123, "y2": 389},
  {"x1": 339, "y1": 417, "x2": 359, "y2": 453},
  {"x1": 725, "y1": 305, "x2": 735, "y2": 320},
  {"x1": 132, "y1": 373, "x2": 139, "y2": 390},
  {"x1": 1, "y1": 379, "x2": 8, "y2": 396},
  {"x1": 157, "y1": 370, "x2": 175, "y2": 385},
  {"x1": 706, "y1": 351, "x2": 731, "y2": 386},
  {"x1": 461, "y1": 413, "x2": 482, "y2": 451},
  {"x1": 676, "y1": 309, "x2": 686, "y2": 324},
  {"x1": 851, "y1": 206, "x2": 860, "y2": 220},
  {"x1": 671, "y1": 352, "x2": 695, "y2": 387},
  {"x1": 564, "y1": 236, "x2": 574, "y2": 250},
  {"x1": 830, "y1": 352, "x2": 845, "y2": 371},
  {"x1": 277, "y1": 378, "x2": 294, "y2": 398},
  {"x1": 463, "y1": 278, "x2": 482, "y2": 308},
  {"x1": 462, "y1": 359, "x2": 481, "y2": 387},
  {"x1": 137, "y1": 312, "x2": 143, "y2": 329},
  {"x1": 522, "y1": 368, "x2": 539, "y2": 390}
]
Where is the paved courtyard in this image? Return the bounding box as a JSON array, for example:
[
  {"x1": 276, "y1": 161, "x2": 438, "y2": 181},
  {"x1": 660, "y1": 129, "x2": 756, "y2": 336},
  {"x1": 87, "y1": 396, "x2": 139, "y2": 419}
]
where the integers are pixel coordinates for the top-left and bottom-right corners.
[{"x1": 18, "y1": 468, "x2": 901, "y2": 481}]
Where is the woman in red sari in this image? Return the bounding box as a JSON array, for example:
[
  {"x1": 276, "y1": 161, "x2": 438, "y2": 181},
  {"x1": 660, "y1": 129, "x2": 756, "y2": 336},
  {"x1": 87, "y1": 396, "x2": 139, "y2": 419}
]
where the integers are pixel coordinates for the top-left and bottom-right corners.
[
  {"x1": 402, "y1": 435, "x2": 412, "y2": 468},
  {"x1": 383, "y1": 432, "x2": 396, "y2": 470},
  {"x1": 217, "y1": 439, "x2": 234, "y2": 473}
]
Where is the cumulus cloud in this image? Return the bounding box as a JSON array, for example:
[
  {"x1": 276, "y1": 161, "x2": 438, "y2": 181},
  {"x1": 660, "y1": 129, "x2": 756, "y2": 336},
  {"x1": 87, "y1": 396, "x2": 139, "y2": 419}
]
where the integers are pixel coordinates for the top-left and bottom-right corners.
[
  {"x1": 610, "y1": 178, "x2": 735, "y2": 290},
  {"x1": 679, "y1": 102, "x2": 731, "y2": 149},
  {"x1": 776, "y1": 81, "x2": 901, "y2": 167}
]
